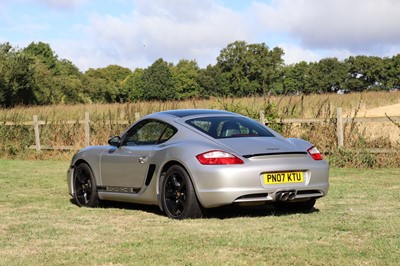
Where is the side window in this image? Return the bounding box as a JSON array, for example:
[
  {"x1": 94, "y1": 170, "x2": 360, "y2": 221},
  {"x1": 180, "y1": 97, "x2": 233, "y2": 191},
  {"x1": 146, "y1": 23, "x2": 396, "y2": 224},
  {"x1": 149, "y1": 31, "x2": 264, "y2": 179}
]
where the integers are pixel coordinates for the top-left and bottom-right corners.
[
  {"x1": 123, "y1": 120, "x2": 168, "y2": 146},
  {"x1": 158, "y1": 125, "x2": 177, "y2": 144}
]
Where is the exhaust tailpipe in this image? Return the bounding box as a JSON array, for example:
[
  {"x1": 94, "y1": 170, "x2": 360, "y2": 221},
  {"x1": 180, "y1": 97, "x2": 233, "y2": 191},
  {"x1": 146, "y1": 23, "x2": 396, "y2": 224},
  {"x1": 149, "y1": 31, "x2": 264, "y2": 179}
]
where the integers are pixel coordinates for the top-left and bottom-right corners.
[
  {"x1": 288, "y1": 192, "x2": 296, "y2": 201},
  {"x1": 281, "y1": 192, "x2": 289, "y2": 201},
  {"x1": 277, "y1": 191, "x2": 296, "y2": 201}
]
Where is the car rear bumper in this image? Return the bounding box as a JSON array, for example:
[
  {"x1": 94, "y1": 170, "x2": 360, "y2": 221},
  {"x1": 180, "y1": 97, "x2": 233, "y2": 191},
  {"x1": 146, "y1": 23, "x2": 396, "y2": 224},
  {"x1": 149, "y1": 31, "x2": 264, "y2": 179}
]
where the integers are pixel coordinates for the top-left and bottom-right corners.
[
  {"x1": 196, "y1": 184, "x2": 329, "y2": 208},
  {"x1": 186, "y1": 156, "x2": 329, "y2": 208}
]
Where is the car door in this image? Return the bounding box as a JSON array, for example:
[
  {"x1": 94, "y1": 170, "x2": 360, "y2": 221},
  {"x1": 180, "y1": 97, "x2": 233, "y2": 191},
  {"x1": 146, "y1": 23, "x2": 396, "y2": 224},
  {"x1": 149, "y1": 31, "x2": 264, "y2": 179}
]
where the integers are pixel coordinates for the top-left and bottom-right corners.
[{"x1": 100, "y1": 119, "x2": 169, "y2": 190}]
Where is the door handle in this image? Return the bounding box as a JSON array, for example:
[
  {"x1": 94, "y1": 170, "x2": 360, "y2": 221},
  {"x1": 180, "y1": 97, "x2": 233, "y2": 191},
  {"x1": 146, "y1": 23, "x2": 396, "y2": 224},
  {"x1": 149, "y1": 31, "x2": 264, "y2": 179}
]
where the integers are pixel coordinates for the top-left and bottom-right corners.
[{"x1": 138, "y1": 156, "x2": 148, "y2": 164}]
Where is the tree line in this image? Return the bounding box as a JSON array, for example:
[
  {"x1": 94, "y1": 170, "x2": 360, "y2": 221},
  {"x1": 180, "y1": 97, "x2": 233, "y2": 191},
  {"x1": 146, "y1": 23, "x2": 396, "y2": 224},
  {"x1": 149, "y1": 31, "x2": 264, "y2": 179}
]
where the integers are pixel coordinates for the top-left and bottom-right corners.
[{"x1": 1, "y1": 41, "x2": 399, "y2": 107}]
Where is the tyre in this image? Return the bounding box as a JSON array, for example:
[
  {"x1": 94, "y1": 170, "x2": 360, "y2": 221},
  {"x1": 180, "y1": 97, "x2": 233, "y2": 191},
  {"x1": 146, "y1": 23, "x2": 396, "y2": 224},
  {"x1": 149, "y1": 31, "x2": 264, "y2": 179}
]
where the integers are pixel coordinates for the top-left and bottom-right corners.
[
  {"x1": 161, "y1": 165, "x2": 203, "y2": 219},
  {"x1": 73, "y1": 163, "x2": 99, "y2": 207},
  {"x1": 274, "y1": 198, "x2": 316, "y2": 213}
]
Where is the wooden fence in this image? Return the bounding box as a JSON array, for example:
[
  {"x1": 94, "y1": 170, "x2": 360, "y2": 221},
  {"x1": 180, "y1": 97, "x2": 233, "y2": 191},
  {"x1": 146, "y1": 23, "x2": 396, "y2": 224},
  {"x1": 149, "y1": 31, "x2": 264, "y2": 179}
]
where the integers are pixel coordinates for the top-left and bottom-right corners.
[
  {"x1": 259, "y1": 107, "x2": 399, "y2": 153},
  {"x1": 2, "y1": 108, "x2": 399, "y2": 153}
]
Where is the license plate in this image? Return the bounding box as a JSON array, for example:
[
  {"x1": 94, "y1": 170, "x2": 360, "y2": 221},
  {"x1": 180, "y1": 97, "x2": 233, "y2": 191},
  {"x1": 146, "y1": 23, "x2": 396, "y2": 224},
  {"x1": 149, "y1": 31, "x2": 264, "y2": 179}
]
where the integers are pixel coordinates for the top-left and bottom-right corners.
[{"x1": 263, "y1": 171, "x2": 304, "y2": 185}]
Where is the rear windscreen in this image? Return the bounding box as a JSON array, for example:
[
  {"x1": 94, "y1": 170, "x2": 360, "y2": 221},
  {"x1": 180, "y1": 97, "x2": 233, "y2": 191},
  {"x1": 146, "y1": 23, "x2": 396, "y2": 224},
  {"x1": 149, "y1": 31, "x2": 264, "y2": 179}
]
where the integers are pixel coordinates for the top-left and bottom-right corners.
[{"x1": 185, "y1": 116, "x2": 274, "y2": 139}]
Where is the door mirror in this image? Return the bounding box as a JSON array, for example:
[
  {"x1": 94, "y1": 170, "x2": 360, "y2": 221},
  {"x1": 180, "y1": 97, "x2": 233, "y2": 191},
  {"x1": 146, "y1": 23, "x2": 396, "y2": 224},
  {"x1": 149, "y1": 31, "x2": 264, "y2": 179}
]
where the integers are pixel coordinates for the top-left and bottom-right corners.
[{"x1": 108, "y1": 136, "x2": 121, "y2": 147}]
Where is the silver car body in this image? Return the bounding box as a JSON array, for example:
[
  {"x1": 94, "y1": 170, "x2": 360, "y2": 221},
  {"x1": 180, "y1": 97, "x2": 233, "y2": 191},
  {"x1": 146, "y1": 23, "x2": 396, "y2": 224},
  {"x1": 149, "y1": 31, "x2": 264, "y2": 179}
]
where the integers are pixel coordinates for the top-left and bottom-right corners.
[{"x1": 67, "y1": 109, "x2": 329, "y2": 212}]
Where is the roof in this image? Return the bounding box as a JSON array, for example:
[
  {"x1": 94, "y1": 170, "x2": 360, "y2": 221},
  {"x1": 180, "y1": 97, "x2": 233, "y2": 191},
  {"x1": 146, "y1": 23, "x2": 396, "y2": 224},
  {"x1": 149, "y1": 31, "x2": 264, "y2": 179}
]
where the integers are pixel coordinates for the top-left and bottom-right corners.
[{"x1": 160, "y1": 109, "x2": 233, "y2": 118}]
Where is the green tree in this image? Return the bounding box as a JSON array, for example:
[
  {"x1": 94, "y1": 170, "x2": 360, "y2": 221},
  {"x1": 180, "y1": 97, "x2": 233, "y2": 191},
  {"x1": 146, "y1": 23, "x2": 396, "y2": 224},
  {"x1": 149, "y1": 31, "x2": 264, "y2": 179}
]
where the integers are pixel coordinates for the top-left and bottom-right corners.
[
  {"x1": 141, "y1": 59, "x2": 176, "y2": 101},
  {"x1": 0, "y1": 76, "x2": 4, "y2": 105},
  {"x1": 217, "y1": 41, "x2": 256, "y2": 96},
  {"x1": 82, "y1": 65, "x2": 132, "y2": 103},
  {"x1": 82, "y1": 69, "x2": 110, "y2": 102},
  {"x1": 345, "y1": 56, "x2": 386, "y2": 91},
  {"x1": 217, "y1": 41, "x2": 284, "y2": 97},
  {"x1": 24, "y1": 42, "x2": 58, "y2": 71},
  {"x1": 121, "y1": 68, "x2": 144, "y2": 101},
  {"x1": 386, "y1": 54, "x2": 400, "y2": 90},
  {"x1": 23, "y1": 42, "x2": 85, "y2": 104},
  {"x1": 55, "y1": 59, "x2": 85, "y2": 103},
  {"x1": 303, "y1": 62, "x2": 320, "y2": 94},
  {"x1": 0, "y1": 43, "x2": 37, "y2": 107},
  {"x1": 30, "y1": 59, "x2": 63, "y2": 104},
  {"x1": 172, "y1": 59, "x2": 200, "y2": 99},
  {"x1": 249, "y1": 45, "x2": 285, "y2": 95},
  {"x1": 305, "y1": 58, "x2": 346, "y2": 93},
  {"x1": 364, "y1": 56, "x2": 386, "y2": 90},
  {"x1": 197, "y1": 64, "x2": 229, "y2": 97},
  {"x1": 282, "y1": 61, "x2": 309, "y2": 95},
  {"x1": 0, "y1": 43, "x2": 11, "y2": 105}
]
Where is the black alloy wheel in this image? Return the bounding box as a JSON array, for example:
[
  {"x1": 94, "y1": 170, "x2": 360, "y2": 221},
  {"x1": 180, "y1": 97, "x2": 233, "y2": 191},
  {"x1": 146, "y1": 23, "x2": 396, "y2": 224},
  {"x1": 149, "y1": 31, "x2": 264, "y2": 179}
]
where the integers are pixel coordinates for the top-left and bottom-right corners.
[
  {"x1": 73, "y1": 163, "x2": 99, "y2": 207},
  {"x1": 161, "y1": 165, "x2": 203, "y2": 219}
]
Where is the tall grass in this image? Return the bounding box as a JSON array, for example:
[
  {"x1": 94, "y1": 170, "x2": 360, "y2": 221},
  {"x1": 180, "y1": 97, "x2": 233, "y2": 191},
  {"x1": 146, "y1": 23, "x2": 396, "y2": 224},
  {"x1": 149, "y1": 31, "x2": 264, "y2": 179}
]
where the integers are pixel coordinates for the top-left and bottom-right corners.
[
  {"x1": 0, "y1": 91, "x2": 399, "y2": 166},
  {"x1": 2, "y1": 90, "x2": 399, "y2": 119}
]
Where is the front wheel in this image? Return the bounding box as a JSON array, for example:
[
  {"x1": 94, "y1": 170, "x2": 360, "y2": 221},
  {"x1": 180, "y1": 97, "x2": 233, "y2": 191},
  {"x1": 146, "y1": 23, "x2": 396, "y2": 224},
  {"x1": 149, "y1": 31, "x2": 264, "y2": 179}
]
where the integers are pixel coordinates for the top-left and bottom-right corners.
[
  {"x1": 73, "y1": 163, "x2": 99, "y2": 207},
  {"x1": 161, "y1": 165, "x2": 203, "y2": 219}
]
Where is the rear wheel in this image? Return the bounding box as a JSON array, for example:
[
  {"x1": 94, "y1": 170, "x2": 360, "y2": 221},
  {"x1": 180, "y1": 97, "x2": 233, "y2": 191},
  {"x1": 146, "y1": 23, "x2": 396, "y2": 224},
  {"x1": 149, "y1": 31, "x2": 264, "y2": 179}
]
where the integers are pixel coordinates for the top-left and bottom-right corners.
[
  {"x1": 161, "y1": 165, "x2": 203, "y2": 219},
  {"x1": 274, "y1": 198, "x2": 316, "y2": 213},
  {"x1": 73, "y1": 163, "x2": 99, "y2": 207}
]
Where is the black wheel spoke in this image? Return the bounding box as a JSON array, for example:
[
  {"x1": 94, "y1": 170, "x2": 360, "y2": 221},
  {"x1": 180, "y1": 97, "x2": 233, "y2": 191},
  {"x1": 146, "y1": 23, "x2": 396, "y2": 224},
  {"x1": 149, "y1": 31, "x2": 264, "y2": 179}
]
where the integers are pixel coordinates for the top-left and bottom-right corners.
[
  {"x1": 83, "y1": 191, "x2": 89, "y2": 204},
  {"x1": 77, "y1": 171, "x2": 87, "y2": 184},
  {"x1": 165, "y1": 188, "x2": 175, "y2": 198},
  {"x1": 76, "y1": 194, "x2": 84, "y2": 203},
  {"x1": 177, "y1": 198, "x2": 186, "y2": 209},
  {"x1": 174, "y1": 199, "x2": 183, "y2": 215},
  {"x1": 75, "y1": 186, "x2": 83, "y2": 195},
  {"x1": 171, "y1": 174, "x2": 181, "y2": 189},
  {"x1": 178, "y1": 182, "x2": 186, "y2": 194},
  {"x1": 166, "y1": 198, "x2": 178, "y2": 215}
]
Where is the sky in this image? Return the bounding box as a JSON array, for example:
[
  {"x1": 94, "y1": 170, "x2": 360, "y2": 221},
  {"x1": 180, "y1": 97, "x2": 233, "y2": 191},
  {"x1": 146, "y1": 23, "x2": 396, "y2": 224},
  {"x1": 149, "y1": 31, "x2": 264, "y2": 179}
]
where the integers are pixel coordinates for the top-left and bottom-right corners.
[{"x1": 1, "y1": 0, "x2": 400, "y2": 71}]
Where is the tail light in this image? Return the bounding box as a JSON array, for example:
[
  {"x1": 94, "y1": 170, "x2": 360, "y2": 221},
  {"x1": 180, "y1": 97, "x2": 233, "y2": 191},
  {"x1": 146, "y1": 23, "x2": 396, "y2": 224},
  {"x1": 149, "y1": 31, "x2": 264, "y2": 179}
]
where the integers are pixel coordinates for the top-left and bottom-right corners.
[
  {"x1": 196, "y1": 150, "x2": 244, "y2": 165},
  {"x1": 307, "y1": 146, "x2": 323, "y2": 160}
]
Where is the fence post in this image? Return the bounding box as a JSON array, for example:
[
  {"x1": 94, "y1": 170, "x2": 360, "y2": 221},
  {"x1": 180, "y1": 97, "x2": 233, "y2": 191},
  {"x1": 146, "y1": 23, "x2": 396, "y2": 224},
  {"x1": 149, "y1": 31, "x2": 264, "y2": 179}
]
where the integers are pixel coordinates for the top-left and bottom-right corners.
[
  {"x1": 33, "y1": 115, "x2": 41, "y2": 152},
  {"x1": 259, "y1": 110, "x2": 265, "y2": 124},
  {"x1": 337, "y1": 107, "x2": 344, "y2": 148},
  {"x1": 85, "y1": 112, "x2": 90, "y2": 147}
]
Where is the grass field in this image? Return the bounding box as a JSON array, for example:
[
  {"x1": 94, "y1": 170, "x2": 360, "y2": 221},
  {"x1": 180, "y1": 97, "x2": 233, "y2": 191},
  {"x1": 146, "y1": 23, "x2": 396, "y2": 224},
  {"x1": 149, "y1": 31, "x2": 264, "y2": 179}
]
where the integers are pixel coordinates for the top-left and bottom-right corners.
[{"x1": 0, "y1": 160, "x2": 399, "y2": 265}]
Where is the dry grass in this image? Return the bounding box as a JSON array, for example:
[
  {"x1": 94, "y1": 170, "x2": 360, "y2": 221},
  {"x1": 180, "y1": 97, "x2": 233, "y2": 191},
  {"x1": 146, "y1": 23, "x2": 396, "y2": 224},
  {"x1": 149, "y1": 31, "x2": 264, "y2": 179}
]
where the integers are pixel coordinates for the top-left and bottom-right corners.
[
  {"x1": 2, "y1": 91, "x2": 399, "y2": 120},
  {"x1": 0, "y1": 91, "x2": 399, "y2": 165}
]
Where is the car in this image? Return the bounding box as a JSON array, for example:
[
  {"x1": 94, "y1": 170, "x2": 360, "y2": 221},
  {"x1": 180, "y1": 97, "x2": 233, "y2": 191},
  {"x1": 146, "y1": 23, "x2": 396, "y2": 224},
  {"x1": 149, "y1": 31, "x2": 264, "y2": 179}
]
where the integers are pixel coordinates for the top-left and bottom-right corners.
[{"x1": 67, "y1": 109, "x2": 329, "y2": 219}]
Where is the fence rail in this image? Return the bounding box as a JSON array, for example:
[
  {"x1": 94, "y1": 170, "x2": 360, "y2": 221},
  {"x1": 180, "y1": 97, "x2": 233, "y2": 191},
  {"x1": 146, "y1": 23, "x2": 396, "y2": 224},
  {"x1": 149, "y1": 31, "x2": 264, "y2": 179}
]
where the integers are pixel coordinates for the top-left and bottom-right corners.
[{"x1": 2, "y1": 109, "x2": 399, "y2": 153}]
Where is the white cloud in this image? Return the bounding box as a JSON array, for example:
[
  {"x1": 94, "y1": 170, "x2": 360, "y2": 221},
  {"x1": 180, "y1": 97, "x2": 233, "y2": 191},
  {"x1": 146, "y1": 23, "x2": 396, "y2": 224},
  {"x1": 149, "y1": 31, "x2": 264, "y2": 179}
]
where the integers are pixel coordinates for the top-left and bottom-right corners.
[
  {"x1": 19, "y1": 0, "x2": 400, "y2": 71},
  {"x1": 253, "y1": 0, "x2": 400, "y2": 53},
  {"x1": 33, "y1": 0, "x2": 85, "y2": 10},
  {"x1": 279, "y1": 44, "x2": 321, "y2": 65},
  {"x1": 69, "y1": 0, "x2": 250, "y2": 70},
  {"x1": 281, "y1": 43, "x2": 357, "y2": 65},
  {"x1": 52, "y1": 40, "x2": 131, "y2": 71}
]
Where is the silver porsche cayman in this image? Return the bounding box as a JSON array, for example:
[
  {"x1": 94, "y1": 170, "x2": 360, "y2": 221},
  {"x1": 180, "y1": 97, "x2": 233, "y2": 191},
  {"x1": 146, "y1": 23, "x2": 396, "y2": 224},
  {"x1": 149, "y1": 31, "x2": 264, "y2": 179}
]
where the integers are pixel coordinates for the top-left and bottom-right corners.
[{"x1": 67, "y1": 109, "x2": 329, "y2": 219}]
